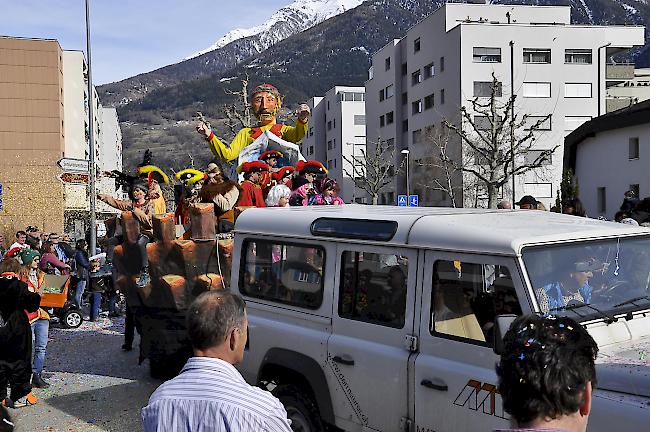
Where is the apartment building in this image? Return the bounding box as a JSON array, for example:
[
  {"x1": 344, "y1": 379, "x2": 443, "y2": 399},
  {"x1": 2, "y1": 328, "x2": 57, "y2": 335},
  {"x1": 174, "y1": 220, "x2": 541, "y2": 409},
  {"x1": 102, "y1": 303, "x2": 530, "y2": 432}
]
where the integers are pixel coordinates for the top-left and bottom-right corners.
[
  {"x1": 0, "y1": 36, "x2": 66, "y2": 235},
  {"x1": 607, "y1": 68, "x2": 650, "y2": 112},
  {"x1": 366, "y1": 3, "x2": 644, "y2": 207},
  {"x1": 302, "y1": 86, "x2": 366, "y2": 202}
]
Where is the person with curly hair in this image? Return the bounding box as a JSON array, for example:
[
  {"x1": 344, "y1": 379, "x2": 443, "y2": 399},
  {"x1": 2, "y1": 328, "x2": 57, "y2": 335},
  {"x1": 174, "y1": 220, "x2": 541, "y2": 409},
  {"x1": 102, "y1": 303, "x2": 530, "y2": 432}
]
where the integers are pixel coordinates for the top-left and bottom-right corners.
[{"x1": 495, "y1": 314, "x2": 598, "y2": 432}]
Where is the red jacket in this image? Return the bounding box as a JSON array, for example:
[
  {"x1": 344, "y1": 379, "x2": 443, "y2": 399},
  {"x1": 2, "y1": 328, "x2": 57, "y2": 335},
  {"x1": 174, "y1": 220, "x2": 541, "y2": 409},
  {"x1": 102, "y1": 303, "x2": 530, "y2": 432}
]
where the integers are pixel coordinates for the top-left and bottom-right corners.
[{"x1": 238, "y1": 180, "x2": 266, "y2": 208}]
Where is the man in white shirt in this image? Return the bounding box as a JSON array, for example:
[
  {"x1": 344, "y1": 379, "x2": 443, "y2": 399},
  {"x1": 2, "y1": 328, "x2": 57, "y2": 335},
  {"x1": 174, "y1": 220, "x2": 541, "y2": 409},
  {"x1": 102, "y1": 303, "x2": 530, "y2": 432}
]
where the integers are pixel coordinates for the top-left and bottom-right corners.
[
  {"x1": 7, "y1": 231, "x2": 28, "y2": 253},
  {"x1": 142, "y1": 291, "x2": 292, "y2": 432}
]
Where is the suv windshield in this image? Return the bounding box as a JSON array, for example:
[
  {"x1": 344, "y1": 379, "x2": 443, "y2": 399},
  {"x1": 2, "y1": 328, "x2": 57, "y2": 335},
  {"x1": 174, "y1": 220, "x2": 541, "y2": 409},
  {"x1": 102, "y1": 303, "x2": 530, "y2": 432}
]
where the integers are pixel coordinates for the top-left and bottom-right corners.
[{"x1": 522, "y1": 236, "x2": 650, "y2": 319}]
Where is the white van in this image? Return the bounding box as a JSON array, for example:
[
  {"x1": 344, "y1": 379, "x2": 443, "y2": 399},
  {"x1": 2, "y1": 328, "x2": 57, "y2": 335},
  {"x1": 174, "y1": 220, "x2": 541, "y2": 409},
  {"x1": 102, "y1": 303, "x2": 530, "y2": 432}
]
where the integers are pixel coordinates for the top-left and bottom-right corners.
[{"x1": 230, "y1": 206, "x2": 650, "y2": 432}]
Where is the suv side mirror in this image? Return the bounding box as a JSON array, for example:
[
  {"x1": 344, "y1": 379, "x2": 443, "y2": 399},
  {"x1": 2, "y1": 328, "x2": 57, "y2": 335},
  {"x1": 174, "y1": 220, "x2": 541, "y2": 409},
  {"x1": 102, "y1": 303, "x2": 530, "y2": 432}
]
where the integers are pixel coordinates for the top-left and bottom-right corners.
[{"x1": 493, "y1": 314, "x2": 518, "y2": 356}]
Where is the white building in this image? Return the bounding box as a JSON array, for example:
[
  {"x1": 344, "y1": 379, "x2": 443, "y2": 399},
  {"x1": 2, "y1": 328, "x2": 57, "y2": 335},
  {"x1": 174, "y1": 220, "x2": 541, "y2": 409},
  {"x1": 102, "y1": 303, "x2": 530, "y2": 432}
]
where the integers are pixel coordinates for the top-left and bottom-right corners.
[
  {"x1": 564, "y1": 100, "x2": 650, "y2": 219},
  {"x1": 365, "y1": 3, "x2": 644, "y2": 207},
  {"x1": 302, "y1": 86, "x2": 366, "y2": 202},
  {"x1": 607, "y1": 68, "x2": 650, "y2": 112},
  {"x1": 61, "y1": 51, "x2": 123, "y2": 237}
]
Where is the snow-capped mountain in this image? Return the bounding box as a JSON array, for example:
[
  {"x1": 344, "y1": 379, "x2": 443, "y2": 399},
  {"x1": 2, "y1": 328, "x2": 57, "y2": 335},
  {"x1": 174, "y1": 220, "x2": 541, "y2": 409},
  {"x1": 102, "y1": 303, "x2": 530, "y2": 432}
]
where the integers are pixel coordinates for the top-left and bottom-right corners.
[{"x1": 186, "y1": 0, "x2": 364, "y2": 59}]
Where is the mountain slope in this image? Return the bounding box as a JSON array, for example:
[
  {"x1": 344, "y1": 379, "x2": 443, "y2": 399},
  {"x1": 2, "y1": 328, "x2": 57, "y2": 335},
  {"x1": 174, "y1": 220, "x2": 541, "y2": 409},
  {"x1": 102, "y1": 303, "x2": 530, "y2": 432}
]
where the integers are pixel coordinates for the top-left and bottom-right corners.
[{"x1": 98, "y1": 0, "x2": 363, "y2": 107}]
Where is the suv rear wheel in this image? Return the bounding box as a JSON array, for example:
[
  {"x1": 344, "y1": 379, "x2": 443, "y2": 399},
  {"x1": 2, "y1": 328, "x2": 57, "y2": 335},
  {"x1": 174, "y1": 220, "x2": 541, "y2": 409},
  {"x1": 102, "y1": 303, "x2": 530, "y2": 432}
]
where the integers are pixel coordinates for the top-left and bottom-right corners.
[{"x1": 274, "y1": 384, "x2": 324, "y2": 432}]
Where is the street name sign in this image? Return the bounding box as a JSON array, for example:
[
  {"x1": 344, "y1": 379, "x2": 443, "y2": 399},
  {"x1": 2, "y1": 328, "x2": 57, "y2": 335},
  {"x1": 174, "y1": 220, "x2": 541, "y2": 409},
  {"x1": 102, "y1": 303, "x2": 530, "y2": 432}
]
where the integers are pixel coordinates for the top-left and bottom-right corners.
[
  {"x1": 57, "y1": 158, "x2": 90, "y2": 173},
  {"x1": 59, "y1": 172, "x2": 90, "y2": 184},
  {"x1": 398, "y1": 195, "x2": 408, "y2": 206}
]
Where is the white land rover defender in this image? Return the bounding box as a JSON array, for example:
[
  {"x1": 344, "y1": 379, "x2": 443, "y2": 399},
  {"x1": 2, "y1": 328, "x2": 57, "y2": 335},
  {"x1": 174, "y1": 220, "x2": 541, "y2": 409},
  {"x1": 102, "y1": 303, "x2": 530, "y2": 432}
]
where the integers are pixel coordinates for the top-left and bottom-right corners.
[{"x1": 229, "y1": 206, "x2": 650, "y2": 432}]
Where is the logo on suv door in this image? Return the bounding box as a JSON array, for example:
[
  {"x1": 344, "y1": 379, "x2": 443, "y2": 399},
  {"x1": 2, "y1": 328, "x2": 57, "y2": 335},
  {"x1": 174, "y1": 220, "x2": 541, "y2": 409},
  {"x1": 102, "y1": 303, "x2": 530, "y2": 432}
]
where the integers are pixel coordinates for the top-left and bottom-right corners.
[{"x1": 453, "y1": 379, "x2": 509, "y2": 419}]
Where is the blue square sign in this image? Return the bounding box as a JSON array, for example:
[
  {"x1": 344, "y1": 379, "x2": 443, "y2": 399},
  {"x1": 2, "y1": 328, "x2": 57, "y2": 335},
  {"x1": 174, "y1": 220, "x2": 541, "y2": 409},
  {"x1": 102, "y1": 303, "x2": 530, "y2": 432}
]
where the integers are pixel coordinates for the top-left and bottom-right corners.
[
  {"x1": 409, "y1": 195, "x2": 419, "y2": 207},
  {"x1": 397, "y1": 195, "x2": 408, "y2": 207}
]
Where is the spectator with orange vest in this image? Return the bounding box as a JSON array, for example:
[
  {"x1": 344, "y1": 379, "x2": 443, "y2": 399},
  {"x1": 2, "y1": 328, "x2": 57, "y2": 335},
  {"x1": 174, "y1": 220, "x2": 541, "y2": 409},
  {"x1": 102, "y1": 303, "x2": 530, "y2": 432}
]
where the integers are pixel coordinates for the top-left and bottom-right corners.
[
  {"x1": 196, "y1": 84, "x2": 310, "y2": 162},
  {"x1": 17, "y1": 249, "x2": 50, "y2": 389},
  {"x1": 236, "y1": 161, "x2": 269, "y2": 208}
]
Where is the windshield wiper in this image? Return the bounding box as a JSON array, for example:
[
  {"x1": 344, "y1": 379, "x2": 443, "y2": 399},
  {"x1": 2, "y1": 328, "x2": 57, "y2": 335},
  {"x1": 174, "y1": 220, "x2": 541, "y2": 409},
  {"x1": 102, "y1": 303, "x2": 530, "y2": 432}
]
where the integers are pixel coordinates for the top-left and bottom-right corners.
[
  {"x1": 613, "y1": 296, "x2": 650, "y2": 309},
  {"x1": 550, "y1": 302, "x2": 617, "y2": 324}
]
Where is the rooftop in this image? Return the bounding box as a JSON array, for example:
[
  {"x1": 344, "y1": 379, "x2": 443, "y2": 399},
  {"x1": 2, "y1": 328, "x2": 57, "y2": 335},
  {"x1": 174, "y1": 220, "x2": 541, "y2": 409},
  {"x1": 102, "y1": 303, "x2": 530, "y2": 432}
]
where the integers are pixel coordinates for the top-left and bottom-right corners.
[{"x1": 235, "y1": 205, "x2": 648, "y2": 256}]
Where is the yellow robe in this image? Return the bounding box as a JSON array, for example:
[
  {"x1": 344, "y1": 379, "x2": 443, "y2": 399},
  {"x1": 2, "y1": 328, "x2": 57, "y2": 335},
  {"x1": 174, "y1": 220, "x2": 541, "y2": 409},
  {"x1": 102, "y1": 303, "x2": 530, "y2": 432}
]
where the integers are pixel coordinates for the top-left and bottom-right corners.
[{"x1": 207, "y1": 120, "x2": 308, "y2": 162}]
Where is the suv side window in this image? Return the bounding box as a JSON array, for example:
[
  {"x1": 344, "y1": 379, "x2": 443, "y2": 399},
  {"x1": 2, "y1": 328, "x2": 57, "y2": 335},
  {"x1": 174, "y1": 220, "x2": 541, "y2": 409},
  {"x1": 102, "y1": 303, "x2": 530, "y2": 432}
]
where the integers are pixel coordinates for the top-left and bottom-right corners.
[
  {"x1": 431, "y1": 260, "x2": 522, "y2": 345},
  {"x1": 239, "y1": 239, "x2": 325, "y2": 309},
  {"x1": 339, "y1": 251, "x2": 408, "y2": 328}
]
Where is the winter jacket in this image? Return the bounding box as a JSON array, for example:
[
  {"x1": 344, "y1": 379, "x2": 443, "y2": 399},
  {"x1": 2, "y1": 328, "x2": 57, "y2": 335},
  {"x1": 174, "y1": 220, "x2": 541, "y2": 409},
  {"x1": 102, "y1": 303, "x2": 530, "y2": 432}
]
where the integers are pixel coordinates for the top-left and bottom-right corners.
[
  {"x1": 74, "y1": 249, "x2": 90, "y2": 282},
  {"x1": 0, "y1": 274, "x2": 40, "y2": 363},
  {"x1": 237, "y1": 180, "x2": 266, "y2": 208},
  {"x1": 39, "y1": 252, "x2": 68, "y2": 274}
]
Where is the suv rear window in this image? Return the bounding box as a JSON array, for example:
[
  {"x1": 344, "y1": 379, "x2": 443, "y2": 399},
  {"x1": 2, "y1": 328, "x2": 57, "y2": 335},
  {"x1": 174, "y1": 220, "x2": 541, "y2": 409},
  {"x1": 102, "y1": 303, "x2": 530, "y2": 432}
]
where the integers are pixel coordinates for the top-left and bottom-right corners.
[
  {"x1": 239, "y1": 239, "x2": 325, "y2": 309},
  {"x1": 339, "y1": 251, "x2": 408, "y2": 328}
]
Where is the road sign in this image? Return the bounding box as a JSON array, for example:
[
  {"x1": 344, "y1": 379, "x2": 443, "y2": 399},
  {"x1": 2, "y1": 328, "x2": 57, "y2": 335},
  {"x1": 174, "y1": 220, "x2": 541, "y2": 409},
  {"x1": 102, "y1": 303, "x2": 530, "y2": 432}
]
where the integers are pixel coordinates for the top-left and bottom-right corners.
[
  {"x1": 57, "y1": 158, "x2": 90, "y2": 173},
  {"x1": 59, "y1": 172, "x2": 90, "y2": 184},
  {"x1": 398, "y1": 195, "x2": 408, "y2": 207},
  {"x1": 0, "y1": 198, "x2": 3, "y2": 211},
  {"x1": 0, "y1": 182, "x2": 3, "y2": 195},
  {"x1": 409, "y1": 195, "x2": 419, "y2": 207}
]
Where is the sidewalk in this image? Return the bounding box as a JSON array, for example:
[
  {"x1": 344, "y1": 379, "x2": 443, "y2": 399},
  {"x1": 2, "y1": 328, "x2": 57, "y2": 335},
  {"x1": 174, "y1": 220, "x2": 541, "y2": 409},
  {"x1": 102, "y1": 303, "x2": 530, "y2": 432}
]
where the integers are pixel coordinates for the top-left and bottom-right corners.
[{"x1": 12, "y1": 316, "x2": 160, "y2": 432}]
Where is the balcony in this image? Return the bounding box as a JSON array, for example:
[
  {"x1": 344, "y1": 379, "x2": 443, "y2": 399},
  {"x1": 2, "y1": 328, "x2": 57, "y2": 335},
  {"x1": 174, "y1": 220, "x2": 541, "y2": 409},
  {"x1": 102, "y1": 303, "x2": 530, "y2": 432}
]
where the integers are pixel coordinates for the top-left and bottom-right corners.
[
  {"x1": 606, "y1": 63, "x2": 635, "y2": 87},
  {"x1": 606, "y1": 97, "x2": 637, "y2": 113}
]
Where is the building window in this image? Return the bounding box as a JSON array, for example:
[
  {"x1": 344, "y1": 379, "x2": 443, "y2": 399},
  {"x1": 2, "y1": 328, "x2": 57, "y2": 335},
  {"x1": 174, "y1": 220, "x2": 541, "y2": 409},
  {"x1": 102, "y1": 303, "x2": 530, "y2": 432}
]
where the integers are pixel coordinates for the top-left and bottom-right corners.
[
  {"x1": 379, "y1": 89, "x2": 385, "y2": 101},
  {"x1": 523, "y1": 115, "x2": 552, "y2": 131},
  {"x1": 564, "y1": 116, "x2": 591, "y2": 131},
  {"x1": 386, "y1": 111, "x2": 394, "y2": 125},
  {"x1": 424, "y1": 93, "x2": 435, "y2": 110},
  {"x1": 380, "y1": 115, "x2": 385, "y2": 127},
  {"x1": 411, "y1": 70, "x2": 422, "y2": 86},
  {"x1": 240, "y1": 239, "x2": 325, "y2": 309},
  {"x1": 327, "y1": 140, "x2": 333, "y2": 150},
  {"x1": 522, "y1": 82, "x2": 551, "y2": 98},
  {"x1": 474, "y1": 115, "x2": 503, "y2": 130},
  {"x1": 524, "y1": 150, "x2": 552, "y2": 166},
  {"x1": 597, "y1": 187, "x2": 607, "y2": 214},
  {"x1": 565, "y1": 49, "x2": 592, "y2": 64},
  {"x1": 523, "y1": 48, "x2": 551, "y2": 64},
  {"x1": 327, "y1": 160, "x2": 333, "y2": 169},
  {"x1": 473, "y1": 47, "x2": 501, "y2": 63},
  {"x1": 424, "y1": 62, "x2": 434, "y2": 79},
  {"x1": 629, "y1": 137, "x2": 640, "y2": 160},
  {"x1": 402, "y1": 119, "x2": 409, "y2": 132},
  {"x1": 630, "y1": 184, "x2": 640, "y2": 198},
  {"x1": 474, "y1": 81, "x2": 503, "y2": 97},
  {"x1": 333, "y1": 119, "x2": 336, "y2": 129},
  {"x1": 385, "y1": 84, "x2": 394, "y2": 99},
  {"x1": 341, "y1": 92, "x2": 365, "y2": 102},
  {"x1": 402, "y1": 92, "x2": 408, "y2": 105},
  {"x1": 414, "y1": 37, "x2": 421, "y2": 53},
  {"x1": 385, "y1": 57, "x2": 391, "y2": 71},
  {"x1": 401, "y1": 62, "x2": 408, "y2": 76},
  {"x1": 354, "y1": 115, "x2": 366, "y2": 126},
  {"x1": 412, "y1": 129, "x2": 422, "y2": 144},
  {"x1": 309, "y1": 145, "x2": 314, "y2": 155},
  {"x1": 327, "y1": 120, "x2": 332, "y2": 130},
  {"x1": 440, "y1": 56, "x2": 445, "y2": 71},
  {"x1": 309, "y1": 127, "x2": 314, "y2": 137},
  {"x1": 440, "y1": 89, "x2": 445, "y2": 104},
  {"x1": 412, "y1": 100, "x2": 423, "y2": 115},
  {"x1": 564, "y1": 83, "x2": 592, "y2": 98}
]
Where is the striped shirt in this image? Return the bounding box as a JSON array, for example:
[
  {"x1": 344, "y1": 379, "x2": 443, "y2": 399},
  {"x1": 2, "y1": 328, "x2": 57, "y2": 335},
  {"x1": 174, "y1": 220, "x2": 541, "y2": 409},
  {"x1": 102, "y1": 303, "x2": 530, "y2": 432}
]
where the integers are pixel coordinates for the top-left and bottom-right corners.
[{"x1": 142, "y1": 357, "x2": 292, "y2": 432}]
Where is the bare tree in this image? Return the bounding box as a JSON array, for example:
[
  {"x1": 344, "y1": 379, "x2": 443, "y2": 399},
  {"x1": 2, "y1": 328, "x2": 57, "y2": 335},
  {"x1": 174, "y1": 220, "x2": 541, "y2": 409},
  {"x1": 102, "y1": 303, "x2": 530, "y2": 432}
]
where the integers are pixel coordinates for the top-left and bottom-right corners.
[
  {"x1": 223, "y1": 73, "x2": 252, "y2": 134},
  {"x1": 443, "y1": 73, "x2": 557, "y2": 208},
  {"x1": 342, "y1": 138, "x2": 405, "y2": 205}
]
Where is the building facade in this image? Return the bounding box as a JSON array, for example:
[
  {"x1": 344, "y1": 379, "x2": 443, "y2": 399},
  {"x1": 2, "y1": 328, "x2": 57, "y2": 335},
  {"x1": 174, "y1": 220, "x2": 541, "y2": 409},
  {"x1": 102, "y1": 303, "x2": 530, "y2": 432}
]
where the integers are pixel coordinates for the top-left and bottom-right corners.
[
  {"x1": 607, "y1": 68, "x2": 650, "y2": 112},
  {"x1": 0, "y1": 37, "x2": 66, "y2": 237},
  {"x1": 302, "y1": 86, "x2": 366, "y2": 202},
  {"x1": 366, "y1": 3, "x2": 644, "y2": 207},
  {"x1": 564, "y1": 100, "x2": 650, "y2": 219}
]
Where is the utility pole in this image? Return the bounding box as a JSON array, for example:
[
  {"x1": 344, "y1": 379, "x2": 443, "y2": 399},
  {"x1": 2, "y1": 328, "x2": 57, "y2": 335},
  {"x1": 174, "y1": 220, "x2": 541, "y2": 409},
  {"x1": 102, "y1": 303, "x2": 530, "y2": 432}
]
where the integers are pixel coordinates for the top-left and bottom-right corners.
[
  {"x1": 509, "y1": 40, "x2": 516, "y2": 207},
  {"x1": 401, "y1": 149, "x2": 410, "y2": 206},
  {"x1": 86, "y1": 0, "x2": 97, "y2": 254}
]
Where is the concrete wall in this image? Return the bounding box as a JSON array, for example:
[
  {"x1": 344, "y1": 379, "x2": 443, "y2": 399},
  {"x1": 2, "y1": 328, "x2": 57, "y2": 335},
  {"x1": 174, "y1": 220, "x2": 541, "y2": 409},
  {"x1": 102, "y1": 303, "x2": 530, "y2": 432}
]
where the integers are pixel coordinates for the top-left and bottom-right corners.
[
  {"x1": 0, "y1": 37, "x2": 65, "y2": 238},
  {"x1": 575, "y1": 123, "x2": 650, "y2": 219}
]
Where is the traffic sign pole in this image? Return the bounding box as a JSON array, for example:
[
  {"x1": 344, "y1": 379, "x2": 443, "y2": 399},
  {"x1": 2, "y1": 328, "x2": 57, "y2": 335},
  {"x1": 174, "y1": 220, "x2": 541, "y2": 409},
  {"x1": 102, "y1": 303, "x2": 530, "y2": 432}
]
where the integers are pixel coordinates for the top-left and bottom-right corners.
[{"x1": 86, "y1": 0, "x2": 97, "y2": 256}]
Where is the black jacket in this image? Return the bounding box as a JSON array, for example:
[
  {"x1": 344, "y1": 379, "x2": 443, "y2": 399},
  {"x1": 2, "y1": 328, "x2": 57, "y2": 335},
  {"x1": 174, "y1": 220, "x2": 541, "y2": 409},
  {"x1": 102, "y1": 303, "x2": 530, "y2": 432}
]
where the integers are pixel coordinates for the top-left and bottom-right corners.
[{"x1": 0, "y1": 276, "x2": 40, "y2": 364}]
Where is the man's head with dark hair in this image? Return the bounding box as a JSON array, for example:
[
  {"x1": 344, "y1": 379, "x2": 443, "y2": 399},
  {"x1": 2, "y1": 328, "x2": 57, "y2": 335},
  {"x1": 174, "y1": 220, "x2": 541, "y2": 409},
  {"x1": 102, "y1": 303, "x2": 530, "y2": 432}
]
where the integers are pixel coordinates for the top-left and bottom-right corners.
[
  {"x1": 15, "y1": 231, "x2": 26, "y2": 244},
  {"x1": 186, "y1": 291, "x2": 248, "y2": 364},
  {"x1": 496, "y1": 314, "x2": 598, "y2": 431}
]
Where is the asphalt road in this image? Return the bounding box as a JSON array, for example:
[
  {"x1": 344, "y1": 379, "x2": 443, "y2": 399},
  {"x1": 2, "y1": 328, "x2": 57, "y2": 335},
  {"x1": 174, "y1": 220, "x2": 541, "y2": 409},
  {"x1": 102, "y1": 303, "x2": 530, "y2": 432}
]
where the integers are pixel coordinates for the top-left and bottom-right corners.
[{"x1": 11, "y1": 316, "x2": 161, "y2": 432}]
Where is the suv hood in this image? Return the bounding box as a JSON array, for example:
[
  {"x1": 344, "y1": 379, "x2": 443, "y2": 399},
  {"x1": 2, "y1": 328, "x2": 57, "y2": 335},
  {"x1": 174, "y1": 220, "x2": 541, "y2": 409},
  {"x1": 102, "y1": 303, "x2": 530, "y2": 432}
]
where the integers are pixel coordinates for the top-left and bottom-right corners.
[{"x1": 596, "y1": 336, "x2": 650, "y2": 398}]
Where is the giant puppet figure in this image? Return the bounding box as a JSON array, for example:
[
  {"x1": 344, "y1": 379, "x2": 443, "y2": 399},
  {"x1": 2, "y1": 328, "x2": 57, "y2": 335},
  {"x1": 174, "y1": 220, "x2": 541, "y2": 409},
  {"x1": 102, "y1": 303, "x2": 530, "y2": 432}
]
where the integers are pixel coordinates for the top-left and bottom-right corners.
[{"x1": 196, "y1": 84, "x2": 310, "y2": 162}]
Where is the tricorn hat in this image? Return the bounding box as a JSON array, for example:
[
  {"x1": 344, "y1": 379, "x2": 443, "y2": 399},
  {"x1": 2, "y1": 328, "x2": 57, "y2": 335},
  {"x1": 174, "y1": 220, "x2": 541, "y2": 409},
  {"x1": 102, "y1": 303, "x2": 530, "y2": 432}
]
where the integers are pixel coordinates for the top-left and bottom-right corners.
[
  {"x1": 237, "y1": 161, "x2": 270, "y2": 174},
  {"x1": 296, "y1": 160, "x2": 327, "y2": 175},
  {"x1": 272, "y1": 166, "x2": 295, "y2": 182},
  {"x1": 259, "y1": 150, "x2": 284, "y2": 161}
]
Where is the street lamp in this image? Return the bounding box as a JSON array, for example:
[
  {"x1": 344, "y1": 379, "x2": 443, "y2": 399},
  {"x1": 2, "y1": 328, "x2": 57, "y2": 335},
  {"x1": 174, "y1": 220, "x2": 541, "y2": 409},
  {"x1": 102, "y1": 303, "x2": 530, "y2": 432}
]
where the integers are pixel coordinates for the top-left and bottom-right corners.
[
  {"x1": 401, "y1": 149, "x2": 410, "y2": 206},
  {"x1": 85, "y1": 0, "x2": 97, "y2": 255}
]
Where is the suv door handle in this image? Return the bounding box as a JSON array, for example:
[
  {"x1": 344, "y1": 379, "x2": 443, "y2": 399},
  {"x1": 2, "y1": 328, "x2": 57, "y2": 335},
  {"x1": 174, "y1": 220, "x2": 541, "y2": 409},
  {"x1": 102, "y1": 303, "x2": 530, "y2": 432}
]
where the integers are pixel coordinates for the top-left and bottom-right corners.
[
  {"x1": 420, "y1": 378, "x2": 448, "y2": 391},
  {"x1": 332, "y1": 355, "x2": 355, "y2": 366}
]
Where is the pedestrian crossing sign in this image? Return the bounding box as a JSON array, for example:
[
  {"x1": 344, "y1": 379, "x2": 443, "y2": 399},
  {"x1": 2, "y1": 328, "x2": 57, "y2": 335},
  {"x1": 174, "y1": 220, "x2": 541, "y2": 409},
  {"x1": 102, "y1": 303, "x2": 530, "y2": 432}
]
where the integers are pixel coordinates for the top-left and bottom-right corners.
[{"x1": 398, "y1": 195, "x2": 407, "y2": 206}]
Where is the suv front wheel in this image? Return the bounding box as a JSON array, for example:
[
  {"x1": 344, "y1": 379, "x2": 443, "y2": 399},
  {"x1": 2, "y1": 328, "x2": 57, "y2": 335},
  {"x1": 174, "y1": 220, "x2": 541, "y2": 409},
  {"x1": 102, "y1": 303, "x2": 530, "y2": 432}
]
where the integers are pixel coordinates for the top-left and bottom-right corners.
[{"x1": 274, "y1": 384, "x2": 324, "y2": 432}]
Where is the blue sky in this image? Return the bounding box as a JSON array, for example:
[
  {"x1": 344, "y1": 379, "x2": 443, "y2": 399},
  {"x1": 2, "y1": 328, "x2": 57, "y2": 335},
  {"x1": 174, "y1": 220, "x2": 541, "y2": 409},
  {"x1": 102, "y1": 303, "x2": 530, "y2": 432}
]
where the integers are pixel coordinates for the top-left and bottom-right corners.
[{"x1": 0, "y1": 0, "x2": 289, "y2": 84}]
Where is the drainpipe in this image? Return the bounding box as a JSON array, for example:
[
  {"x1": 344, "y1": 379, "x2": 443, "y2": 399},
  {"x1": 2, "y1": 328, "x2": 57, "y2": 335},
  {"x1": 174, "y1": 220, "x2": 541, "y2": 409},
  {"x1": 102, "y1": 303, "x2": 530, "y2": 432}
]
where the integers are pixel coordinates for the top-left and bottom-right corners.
[{"x1": 597, "y1": 43, "x2": 611, "y2": 116}]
